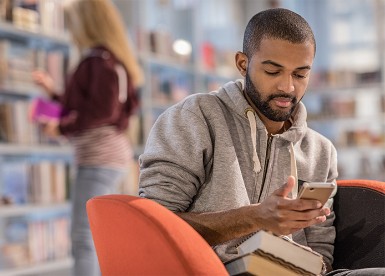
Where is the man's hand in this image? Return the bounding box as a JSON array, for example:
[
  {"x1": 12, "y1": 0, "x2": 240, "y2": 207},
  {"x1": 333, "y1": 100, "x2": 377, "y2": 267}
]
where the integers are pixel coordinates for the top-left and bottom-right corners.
[
  {"x1": 254, "y1": 176, "x2": 331, "y2": 235},
  {"x1": 176, "y1": 176, "x2": 331, "y2": 246}
]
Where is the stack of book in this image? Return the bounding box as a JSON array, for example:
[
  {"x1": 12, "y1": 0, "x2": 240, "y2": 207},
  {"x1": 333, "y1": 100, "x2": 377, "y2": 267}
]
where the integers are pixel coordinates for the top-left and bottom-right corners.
[{"x1": 225, "y1": 230, "x2": 324, "y2": 276}]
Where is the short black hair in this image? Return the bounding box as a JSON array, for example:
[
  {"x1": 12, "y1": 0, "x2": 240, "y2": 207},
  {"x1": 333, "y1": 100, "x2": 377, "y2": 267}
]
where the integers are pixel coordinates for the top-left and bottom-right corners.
[{"x1": 243, "y1": 8, "x2": 316, "y2": 58}]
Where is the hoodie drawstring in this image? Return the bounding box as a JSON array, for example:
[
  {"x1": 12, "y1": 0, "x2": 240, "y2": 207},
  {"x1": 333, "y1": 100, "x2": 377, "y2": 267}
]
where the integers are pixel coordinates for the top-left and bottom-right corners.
[
  {"x1": 246, "y1": 109, "x2": 261, "y2": 174},
  {"x1": 289, "y1": 142, "x2": 298, "y2": 198},
  {"x1": 245, "y1": 108, "x2": 298, "y2": 198}
]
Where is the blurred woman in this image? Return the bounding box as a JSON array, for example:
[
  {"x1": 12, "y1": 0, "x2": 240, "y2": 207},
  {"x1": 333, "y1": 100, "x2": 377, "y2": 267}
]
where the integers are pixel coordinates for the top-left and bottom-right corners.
[{"x1": 33, "y1": 0, "x2": 143, "y2": 275}]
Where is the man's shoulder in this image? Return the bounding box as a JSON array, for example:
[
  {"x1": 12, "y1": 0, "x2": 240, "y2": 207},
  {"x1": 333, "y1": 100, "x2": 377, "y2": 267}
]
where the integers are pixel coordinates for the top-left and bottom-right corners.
[
  {"x1": 182, "y1": 91, "x2": 220, "y2": 103},
  {"x1": 165, "y1": 82, "x2": 244, "y2": 120},
  {"x1": 176, "y1": 92, "x2": 223, "y2": 112}
]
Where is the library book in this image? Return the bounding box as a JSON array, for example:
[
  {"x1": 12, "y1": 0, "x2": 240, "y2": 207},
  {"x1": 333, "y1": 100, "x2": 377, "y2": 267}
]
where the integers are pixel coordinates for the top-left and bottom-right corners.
[
  {"x1": 225, "y1": 230, "x2": 324, "y2": 276},
  {"x1": 30, "y1": 97, "x2": 62, "y2": 122}
]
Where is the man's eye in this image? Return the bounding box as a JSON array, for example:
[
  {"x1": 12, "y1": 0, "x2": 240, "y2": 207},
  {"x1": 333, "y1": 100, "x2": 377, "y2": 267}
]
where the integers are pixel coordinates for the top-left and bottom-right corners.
[
  {"x1": 294, "y1": 74, "x2": 307, "y2": 79},
  {"x1": 265, "y1": 71, "x2": 279, "y2": 75}
]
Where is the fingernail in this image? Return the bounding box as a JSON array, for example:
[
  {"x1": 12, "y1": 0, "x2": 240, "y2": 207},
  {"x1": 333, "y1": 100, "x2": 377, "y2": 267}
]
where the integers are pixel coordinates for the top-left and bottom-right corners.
[{"x1": 317, "y1": 216, "x2": 326, "y2": 222}]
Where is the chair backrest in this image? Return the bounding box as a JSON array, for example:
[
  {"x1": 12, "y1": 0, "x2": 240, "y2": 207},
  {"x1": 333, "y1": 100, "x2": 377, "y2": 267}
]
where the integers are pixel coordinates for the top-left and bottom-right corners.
[
  {"x1": 86, "y1": 194, "x2": 228, "y2": 276},
  {"x1": 333, "y1": 179, "x2": 385, "y2": 269}
]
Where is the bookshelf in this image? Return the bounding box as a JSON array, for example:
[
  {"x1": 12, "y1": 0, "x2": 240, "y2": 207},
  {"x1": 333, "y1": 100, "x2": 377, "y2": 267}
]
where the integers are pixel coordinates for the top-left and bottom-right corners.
[
  {"x1": 114, "y1": 0, "x2": 272, "y2": 148},
  {"x1": 284, "y1": 0, "x2": 385, "y2": 180},
  {"x1": 115, "y1": 0, "x2": 385, "y2": 181},
  {"x1": 0, "y1": 21, "x2": 69, "y2": 50},
  {"x1": 0, "y1": 1, "x2": 73, "y2": 275}
]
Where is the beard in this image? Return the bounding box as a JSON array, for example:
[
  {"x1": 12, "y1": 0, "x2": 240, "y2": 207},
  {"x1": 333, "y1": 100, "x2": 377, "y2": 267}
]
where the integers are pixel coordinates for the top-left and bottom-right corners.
[{"x1": 244, "y1": 72, "x2": 298, "y2": 122}]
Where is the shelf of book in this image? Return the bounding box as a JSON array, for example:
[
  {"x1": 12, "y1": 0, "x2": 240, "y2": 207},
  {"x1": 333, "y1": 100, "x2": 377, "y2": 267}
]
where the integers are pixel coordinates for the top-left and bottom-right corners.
[
  {"x1": 0, "y1": 143, "x2": 73, "y2": 156},
  {"x1": 0, "y1": 1, "x2": 73, "y2": 274},
  {"x1": 0, "y1": 22, "x2": 69, "y2": 51},
  {"x1": 0, "y1": 84, "x2": 43, "y2": 98},
  {"x1": 0, "y1": 257, "x2": 73, "y2": 276},
  {"x1": 121, "y1": 0, "x2": 249, "y2": 146},
  {"x1": 308, "y1": 115, "x2": 385, "y2": 125},
  {"x1": 139, "y1": 52, "x2": 195, "y2": 73},
  {"x1": 308, "y1": 82, "x2": 383, "y2": 95},
  {"x1": 286, "y1": 0, "x2": 385, "y2": 181},
  {"x1": 0, "y1": 202, "x2": 70, "y2": 217},
  {"x1": 0, "y1": 209, "x2": 72, "y2": 274},
  {"x1": 117, "y1": 0, "x2": 385, "y2": 181}
]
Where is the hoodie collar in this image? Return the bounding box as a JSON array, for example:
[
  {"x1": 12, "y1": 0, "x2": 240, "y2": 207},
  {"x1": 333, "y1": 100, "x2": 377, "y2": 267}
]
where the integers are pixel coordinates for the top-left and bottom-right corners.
[
  {"x1": 220, "y1": 79, "x2": 308, "y2": 144},
  {"x1": 219, "y1": 79, "x2": 308, "y2": 198}
]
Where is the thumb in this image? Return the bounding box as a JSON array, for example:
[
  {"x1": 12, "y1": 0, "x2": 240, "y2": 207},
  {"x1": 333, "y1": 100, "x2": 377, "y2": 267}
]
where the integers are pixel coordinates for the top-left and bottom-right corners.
[{"x1": 273, "y1": 176, "x2": 295, "y2": 198}]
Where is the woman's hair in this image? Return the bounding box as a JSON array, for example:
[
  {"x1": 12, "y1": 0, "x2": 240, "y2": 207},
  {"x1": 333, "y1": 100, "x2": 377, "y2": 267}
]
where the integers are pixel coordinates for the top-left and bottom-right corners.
[
  {"x1": 63, "y1": 0, "x2": 144, "y2": 87},
  {"x1": 243, "y1": 8, "x2": 316, "y2": 58}
]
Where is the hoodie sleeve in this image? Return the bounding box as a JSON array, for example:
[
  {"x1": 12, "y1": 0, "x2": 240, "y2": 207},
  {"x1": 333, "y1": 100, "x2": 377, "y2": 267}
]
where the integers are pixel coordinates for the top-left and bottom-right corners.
[{"x1": 138, "y1": 100, "x2": 213, "y2": 212}]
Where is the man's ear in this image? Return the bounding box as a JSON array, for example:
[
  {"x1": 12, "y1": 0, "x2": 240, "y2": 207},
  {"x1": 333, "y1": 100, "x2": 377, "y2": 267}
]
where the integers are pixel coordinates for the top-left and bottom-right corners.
[{"x1": 235, "y1": 51, "x2": 248, "y2": 77}]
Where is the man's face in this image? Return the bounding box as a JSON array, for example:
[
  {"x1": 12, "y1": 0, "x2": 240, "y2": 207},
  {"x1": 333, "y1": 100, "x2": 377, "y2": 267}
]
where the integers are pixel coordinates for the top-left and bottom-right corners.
[{"x1": 243, "y1": 38, "x2": 314, "y2": 122}]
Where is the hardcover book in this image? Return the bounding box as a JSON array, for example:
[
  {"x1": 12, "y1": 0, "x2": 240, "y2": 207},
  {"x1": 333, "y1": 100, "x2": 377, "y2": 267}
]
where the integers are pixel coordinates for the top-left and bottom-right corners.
[{"x1": 225, "y1": 230, "x2": 324, "y2": 276}]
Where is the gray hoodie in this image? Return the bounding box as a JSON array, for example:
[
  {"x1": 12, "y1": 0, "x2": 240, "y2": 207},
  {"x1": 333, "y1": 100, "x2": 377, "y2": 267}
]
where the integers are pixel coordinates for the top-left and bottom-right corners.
[{"x1": 139, "y1": 80, "x2": 338, "y2": 265}]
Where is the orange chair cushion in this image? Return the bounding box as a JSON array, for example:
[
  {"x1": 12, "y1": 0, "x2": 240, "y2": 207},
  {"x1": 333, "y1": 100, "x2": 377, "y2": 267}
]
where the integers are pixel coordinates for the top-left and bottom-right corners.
[{"x1": 87, "y1": 195, "x2": 228, "y2": 276}]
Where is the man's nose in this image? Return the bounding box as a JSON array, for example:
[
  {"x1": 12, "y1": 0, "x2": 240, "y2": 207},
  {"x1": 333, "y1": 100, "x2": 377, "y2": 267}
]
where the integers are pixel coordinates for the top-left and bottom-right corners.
[{"x1": 277, "y1": 75, "x2": 295, "y2": 93}]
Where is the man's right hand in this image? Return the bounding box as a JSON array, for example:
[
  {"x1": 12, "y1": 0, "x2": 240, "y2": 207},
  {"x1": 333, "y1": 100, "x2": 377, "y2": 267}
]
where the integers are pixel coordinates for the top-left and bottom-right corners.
[
  {"x1": 253, "y1": 176, "x2": 331, "y2": 235},
  {"x1": 175, "y1": 176, "x2": 331, "y2": 246}
]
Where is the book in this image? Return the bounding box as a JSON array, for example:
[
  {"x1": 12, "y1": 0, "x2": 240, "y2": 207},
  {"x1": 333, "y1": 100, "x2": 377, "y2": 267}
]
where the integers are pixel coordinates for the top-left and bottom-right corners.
[
  {"x1": 30, "y1": 97, "x2": 62, "y2": 122},
  {"x1": 225, "y1": 230, "x2": 324, "y2": 276},
  {"x1": 225, "y1": 250, "x2": 306, "y2": 276},
  {"x1": 3, "y1": 162, "x2": 29, "y2": 204}
]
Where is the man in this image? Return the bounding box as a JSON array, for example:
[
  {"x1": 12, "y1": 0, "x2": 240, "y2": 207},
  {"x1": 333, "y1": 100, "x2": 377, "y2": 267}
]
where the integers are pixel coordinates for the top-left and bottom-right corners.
[{"x1": 139, "y1": 8, "x2": 383, "y2": 275}]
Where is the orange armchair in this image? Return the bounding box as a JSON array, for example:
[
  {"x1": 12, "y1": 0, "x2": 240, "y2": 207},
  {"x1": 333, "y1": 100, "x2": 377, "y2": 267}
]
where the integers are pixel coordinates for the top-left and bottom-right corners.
[
  {"x1": 333, "y1": 179, "x2": 385, "y2": 269},
  {"x1": 86, "y1": 194, "x2": 228, "y2": 276},
  {"x1": 86, "y1": 180, "x2": 385, "y2": 275}
]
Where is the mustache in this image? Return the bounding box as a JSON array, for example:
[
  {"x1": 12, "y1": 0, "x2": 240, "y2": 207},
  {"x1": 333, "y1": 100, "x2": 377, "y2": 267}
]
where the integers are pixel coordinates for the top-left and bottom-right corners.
[{"x1": 267, "y1": 93, "x2": 297, "y2": 103}]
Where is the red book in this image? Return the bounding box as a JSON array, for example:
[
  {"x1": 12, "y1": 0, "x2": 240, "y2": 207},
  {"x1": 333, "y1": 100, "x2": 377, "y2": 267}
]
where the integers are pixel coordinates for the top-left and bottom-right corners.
[
  {"x1": 30, "y1": 97, "x2": 62, "y2": 122},
  {"x1": 201, "y1": 42, "x2": 215, "y2": 70}
]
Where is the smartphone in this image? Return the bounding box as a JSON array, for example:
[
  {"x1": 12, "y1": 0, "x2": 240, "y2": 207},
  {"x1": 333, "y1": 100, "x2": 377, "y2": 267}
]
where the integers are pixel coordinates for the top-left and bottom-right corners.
[{"x1": 298, "y1": 182, "x2": 336, "y2": 207}]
